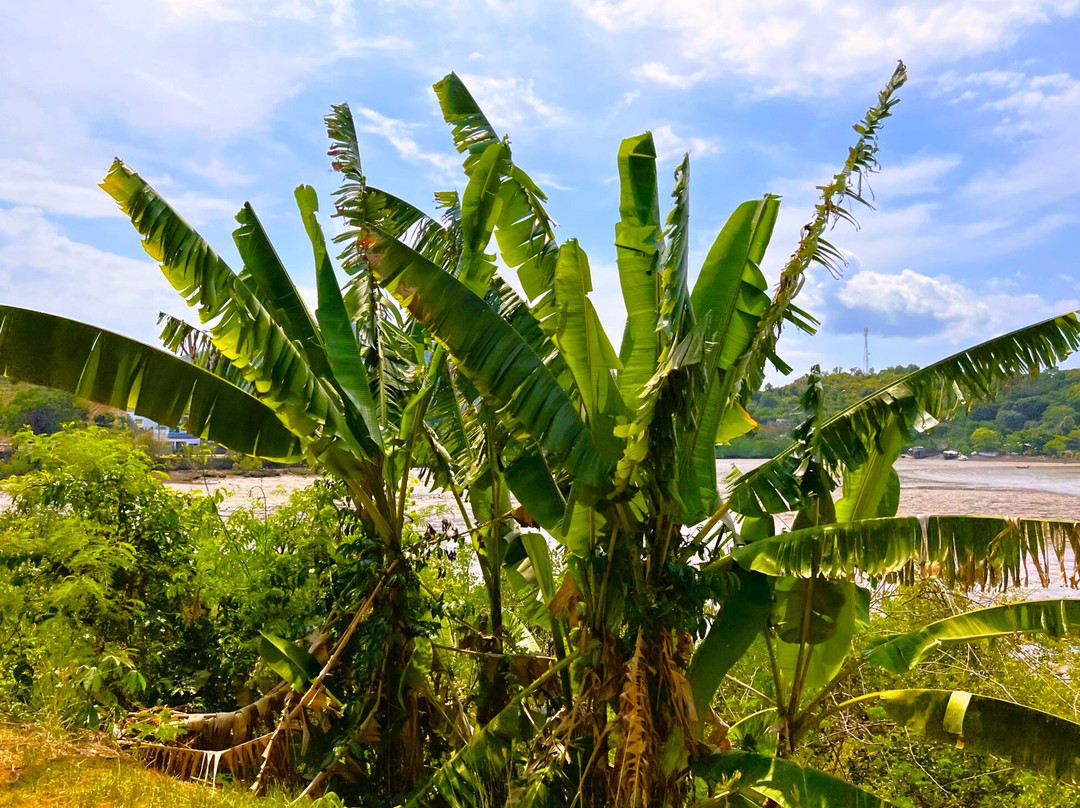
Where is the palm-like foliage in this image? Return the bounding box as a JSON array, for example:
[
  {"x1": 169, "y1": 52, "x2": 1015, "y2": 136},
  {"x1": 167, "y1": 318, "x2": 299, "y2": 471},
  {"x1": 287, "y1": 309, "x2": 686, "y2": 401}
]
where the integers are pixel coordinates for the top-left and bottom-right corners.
[{"x1": 3, "y1": 61, "x2": 1080, "y2": 806}]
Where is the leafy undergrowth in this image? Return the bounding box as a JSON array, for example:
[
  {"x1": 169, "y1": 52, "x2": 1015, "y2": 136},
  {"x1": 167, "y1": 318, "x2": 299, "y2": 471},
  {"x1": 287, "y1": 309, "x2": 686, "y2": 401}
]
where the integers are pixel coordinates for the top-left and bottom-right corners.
[{"x1": 0, "y1": 724, "x2": 310, "y2": 808}]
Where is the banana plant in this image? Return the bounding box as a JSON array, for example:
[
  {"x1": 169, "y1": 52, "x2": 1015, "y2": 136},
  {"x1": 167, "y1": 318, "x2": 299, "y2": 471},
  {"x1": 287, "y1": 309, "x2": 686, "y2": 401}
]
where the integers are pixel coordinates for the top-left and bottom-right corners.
[
  {"x1": 359, "y1": 63, "x2": 1080, "y2": 807},
  {"x1": 0, "y1": 118, "x2": 497, "y2": 799}
]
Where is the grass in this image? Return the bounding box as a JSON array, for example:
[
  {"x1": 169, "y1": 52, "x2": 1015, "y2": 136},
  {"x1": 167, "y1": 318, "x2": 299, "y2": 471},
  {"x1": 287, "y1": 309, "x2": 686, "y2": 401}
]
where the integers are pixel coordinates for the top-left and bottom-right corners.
[{"x1": 0, "y1": 724, "x2": 318, "y2": 808}]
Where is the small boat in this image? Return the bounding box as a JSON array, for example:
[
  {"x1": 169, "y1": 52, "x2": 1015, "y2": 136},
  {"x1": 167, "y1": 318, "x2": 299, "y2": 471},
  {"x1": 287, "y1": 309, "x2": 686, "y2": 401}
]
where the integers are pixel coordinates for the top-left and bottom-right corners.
[{"x1": 1016, "y1": 464, "x2": 1029, "y2": 469}]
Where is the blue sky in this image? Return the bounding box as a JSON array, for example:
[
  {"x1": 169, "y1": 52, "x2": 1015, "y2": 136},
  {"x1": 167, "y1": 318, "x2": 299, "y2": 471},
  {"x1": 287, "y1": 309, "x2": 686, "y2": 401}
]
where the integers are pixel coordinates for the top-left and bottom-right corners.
[{"x1": 3, "y1": 0, "x2": 1080, "y2": 383}]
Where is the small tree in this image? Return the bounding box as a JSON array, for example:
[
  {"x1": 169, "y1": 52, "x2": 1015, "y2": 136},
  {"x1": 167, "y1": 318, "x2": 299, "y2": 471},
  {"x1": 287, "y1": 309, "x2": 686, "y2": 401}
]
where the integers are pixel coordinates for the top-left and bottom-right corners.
[
  {"x1": 0, "y1": 388, "x2": 86, "y2": 434},
  {"x1": 971, "y1": 425, "x2": 1003, "y2": 452}
]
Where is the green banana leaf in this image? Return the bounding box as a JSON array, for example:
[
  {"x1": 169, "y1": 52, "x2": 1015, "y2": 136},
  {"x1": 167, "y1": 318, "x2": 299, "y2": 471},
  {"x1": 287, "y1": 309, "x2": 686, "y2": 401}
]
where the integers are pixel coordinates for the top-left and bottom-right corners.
[
  {"x1": 361, "y1": 224, "x2": 606, "y2": 486},
  {"x1": 101, "y1": 159, "x2": 366, "y2": 462},
  {"x1": 457, "y1": 141, "x2": 510, "y2": 293},
  {"x1": 494, "y1": 164, "x2": 561, "y2": 310},
  {"x1": 234, "y1": 202, "x2": 331, "y2": 379},
  {"x1": 728, "y1": 312, "x2": 1080, "y2": 516},
  {"x1": 728, "y1": 514, "x2": 1080, "y2": 592},
  {"x1": 687, "y1": 568, "x2": 772, "y2": 734},
  {"x1": 692, "y1": 749, "x2": 888, "y2": 807},
  {"x1": 432, "y1": 72, "x2": 501, "y2": 174},
  {"x1": 614, "y1": 131, "x2": 663, "y2": 409},
  {"x1": 679, "y1": 196, "x2": 779, "y2": 522},
  {"x1": 864, "y1": 598, "x2": 1080, "y2": 672},
  {"x1": 552, "y1": 239, "x2": 625, "y2": 424},
  {"x1": 157, "y1": 312, "x2": 250, "y2": 392},
  {"x1": 259, "y1": 632, "x2": 321, "y2": 692},
  {"x1": 771, "y1": 578, "x2": 863, "y2": 704},
  {"x1": 404, "y1": 652, "x2": 577, "y2": 808},
  {"x1": 866, "y1": 689, "x2": 1080, "y2": 786},
  {"x1": 296, "y1": 184, "x2": 383, "y2": 453},
  {"x1": 0, "y1": 306, "x2": 301, "y2": 461},
  {"x1": 657, "y1": 154, "x2": 694, "y2": 343},
  {"x1": 834, "y1": 418, "x2": 903, "y2": 522}
]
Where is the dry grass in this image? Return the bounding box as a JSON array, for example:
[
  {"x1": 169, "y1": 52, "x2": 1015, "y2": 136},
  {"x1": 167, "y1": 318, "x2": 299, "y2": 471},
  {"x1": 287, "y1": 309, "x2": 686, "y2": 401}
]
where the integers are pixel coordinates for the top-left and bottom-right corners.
[{"x1": 0, "y1": 724, "x2": 310, "y2": 808}]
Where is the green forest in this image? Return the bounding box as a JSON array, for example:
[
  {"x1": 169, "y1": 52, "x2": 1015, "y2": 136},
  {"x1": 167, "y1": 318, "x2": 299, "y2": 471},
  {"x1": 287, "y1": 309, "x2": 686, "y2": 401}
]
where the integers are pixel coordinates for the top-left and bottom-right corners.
[
  {"x1": 2, "y1": 64, "x2": 1080, "y2": 808},
  {"x1": 720, "y1": 366, "x2": 1080, "y2": 458}
]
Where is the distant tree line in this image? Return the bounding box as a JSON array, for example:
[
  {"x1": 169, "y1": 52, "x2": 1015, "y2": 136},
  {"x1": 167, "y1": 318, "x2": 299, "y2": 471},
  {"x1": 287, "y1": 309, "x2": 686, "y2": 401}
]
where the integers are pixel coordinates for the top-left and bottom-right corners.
[{"x1": 719, "y1": 365, "x2": 1080, "y2": 457}]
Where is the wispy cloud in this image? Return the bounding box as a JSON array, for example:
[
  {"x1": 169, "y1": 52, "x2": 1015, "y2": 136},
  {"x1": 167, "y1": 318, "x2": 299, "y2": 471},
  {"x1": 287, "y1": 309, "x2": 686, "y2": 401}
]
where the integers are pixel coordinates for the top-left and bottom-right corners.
[
  {"x1": 650, "y1": 124, "x2": 720, "y2": 163},
  {"x1": 0, "y1": 206, "x2": 184, "y2": 339},
  {"x1": 457, "y1": 75, "x2": 568, "y2": 130},
  {"x1": 577, "y1": 0, "x2": 1080, "y2": 94},
  {"x1": 633, "y1": 62, "x2": 707, "y2": 89},
  {"x1": 354, "y1": 107, "x2": 459, "y2": 179}
]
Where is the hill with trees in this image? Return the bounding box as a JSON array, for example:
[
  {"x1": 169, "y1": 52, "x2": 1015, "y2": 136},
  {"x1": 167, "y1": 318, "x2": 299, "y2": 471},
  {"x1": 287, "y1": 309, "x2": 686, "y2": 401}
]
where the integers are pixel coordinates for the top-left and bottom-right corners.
[{"x1": 721, "y1": 365, "x2": 1080, "y2": 457}]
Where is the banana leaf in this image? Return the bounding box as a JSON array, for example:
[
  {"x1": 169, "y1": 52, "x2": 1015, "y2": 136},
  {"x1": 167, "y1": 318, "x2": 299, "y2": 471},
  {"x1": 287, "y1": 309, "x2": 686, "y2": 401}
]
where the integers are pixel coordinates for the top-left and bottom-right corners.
[
  {"x1": 692, "y1": 749, "x2": 888, "y2": 807},
  {"x1": 864, "y1": 598, "x2": 1080, "y2": 672},
  {"x1": 0, "y1": 306, "x2": 301, "y2": 461},
  {"x1": 867, "y1": 689, "x2": 1080, "y2": 786}
]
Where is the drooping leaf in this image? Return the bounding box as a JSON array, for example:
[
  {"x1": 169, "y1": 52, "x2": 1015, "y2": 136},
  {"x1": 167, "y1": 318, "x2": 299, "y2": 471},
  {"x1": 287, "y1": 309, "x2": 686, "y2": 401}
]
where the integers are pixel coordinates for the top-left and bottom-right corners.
[
  {"x1": 503, "y1": 450, "x2": 566, "y2": 535},
  {"x1": 259, "y1": 632, "x2": 321, "y2": 692},
  {"x1": 0, "y1": 306, "x2": 301, "y2": 461},
  {"x1": 687, "y1": 568, "x2": 771, "y2": 734},
  {"x1": 728, "y1": 312, "x2": 1080, "y2": 516},
  {"x1": 101, "y1": 159, "x2": 367, "y2": 467},
  {"x1": 864, "y1": 599, "x2": 1080, "y2": 672},
  {"x1": 771, "y1": 578, "x2": 861, "y2": 704},
  {"x1": 493, "y1": 164, "x2": 560, "y2": 315},
  {"x1": 692, "y1": 749, "x2": 888, "y2": 807},
  {"x1": 157, "y1": 312, "x2": 251, "y2": 391},
  {"x1": 867, "y1": 689, "x2": 1080, "y2": 786},
  {"x1": 727, "y1": 515, "x2": 1080, "y2": 592}
]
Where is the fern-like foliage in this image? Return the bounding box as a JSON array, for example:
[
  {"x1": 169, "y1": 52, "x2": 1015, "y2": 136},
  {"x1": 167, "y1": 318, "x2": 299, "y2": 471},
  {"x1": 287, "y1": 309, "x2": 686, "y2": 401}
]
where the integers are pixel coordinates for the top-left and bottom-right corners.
[{"x1": 730, "y1": 61, "x2": 907, "y2": 401}]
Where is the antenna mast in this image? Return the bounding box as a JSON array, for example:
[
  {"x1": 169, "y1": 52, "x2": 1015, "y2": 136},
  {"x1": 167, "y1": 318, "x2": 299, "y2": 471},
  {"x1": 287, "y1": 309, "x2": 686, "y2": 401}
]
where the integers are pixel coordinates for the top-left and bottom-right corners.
[{"x1": 863, "y1": 327, "x2": 870, "y2": 374}]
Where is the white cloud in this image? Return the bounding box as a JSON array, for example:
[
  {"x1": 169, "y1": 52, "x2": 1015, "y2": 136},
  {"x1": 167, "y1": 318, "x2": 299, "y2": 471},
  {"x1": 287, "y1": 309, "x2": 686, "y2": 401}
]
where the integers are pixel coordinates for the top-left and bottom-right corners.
[
  {"x1": 955, "y1": 71, "x2": 1080, "y2": 213},
  {"x1": 532, "y1": 173, "x2": 574, "y2": 192},
  {"x1": 0, "y1": 207, "x2": 185, "y2": 340},
  {"x1": 355, "y1": 108, "x2": 460, "y2": 178},
  {"x1": 633, "y1": 62, "x2": 707, "y2": 89},
  {"x1": 651, "y1": 124, "x2": 720, "y2": 163},
  {"x1": 0, "y1": 1, "x2": 409, "y2": 217},
  {"x1": 185, "y1": 156, "x2": 256, "y2": 188},
  {"x1": 829, "y1": 266, "x2": 1079, "y2": 342},
  {"x1": 576, "y1": 0, "x2": 1080, "y2": 94},
  {"x1": 871, "y1": 155, "x2": 962, "y2": 198},
  {"x1": 0, "y1": 159, "x2": 121, "y2": 219},
  {"x1": 457, "y1": 75, "x2": 567, "y2": 130}
]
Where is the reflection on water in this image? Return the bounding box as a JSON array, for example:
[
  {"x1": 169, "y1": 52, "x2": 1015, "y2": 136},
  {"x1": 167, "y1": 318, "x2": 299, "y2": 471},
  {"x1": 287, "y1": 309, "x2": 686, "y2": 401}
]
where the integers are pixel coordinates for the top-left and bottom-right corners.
[{"x1": 893, "y1": 457, "x2": 1080, "y2": 497}]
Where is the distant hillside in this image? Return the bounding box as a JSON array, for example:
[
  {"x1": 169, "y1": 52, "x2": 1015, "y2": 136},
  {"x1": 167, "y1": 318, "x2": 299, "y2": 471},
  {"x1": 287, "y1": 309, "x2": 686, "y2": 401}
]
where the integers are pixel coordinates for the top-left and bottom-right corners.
[{"x1": 719, "y1": 365, "x2": 1080, "y2": 458}]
